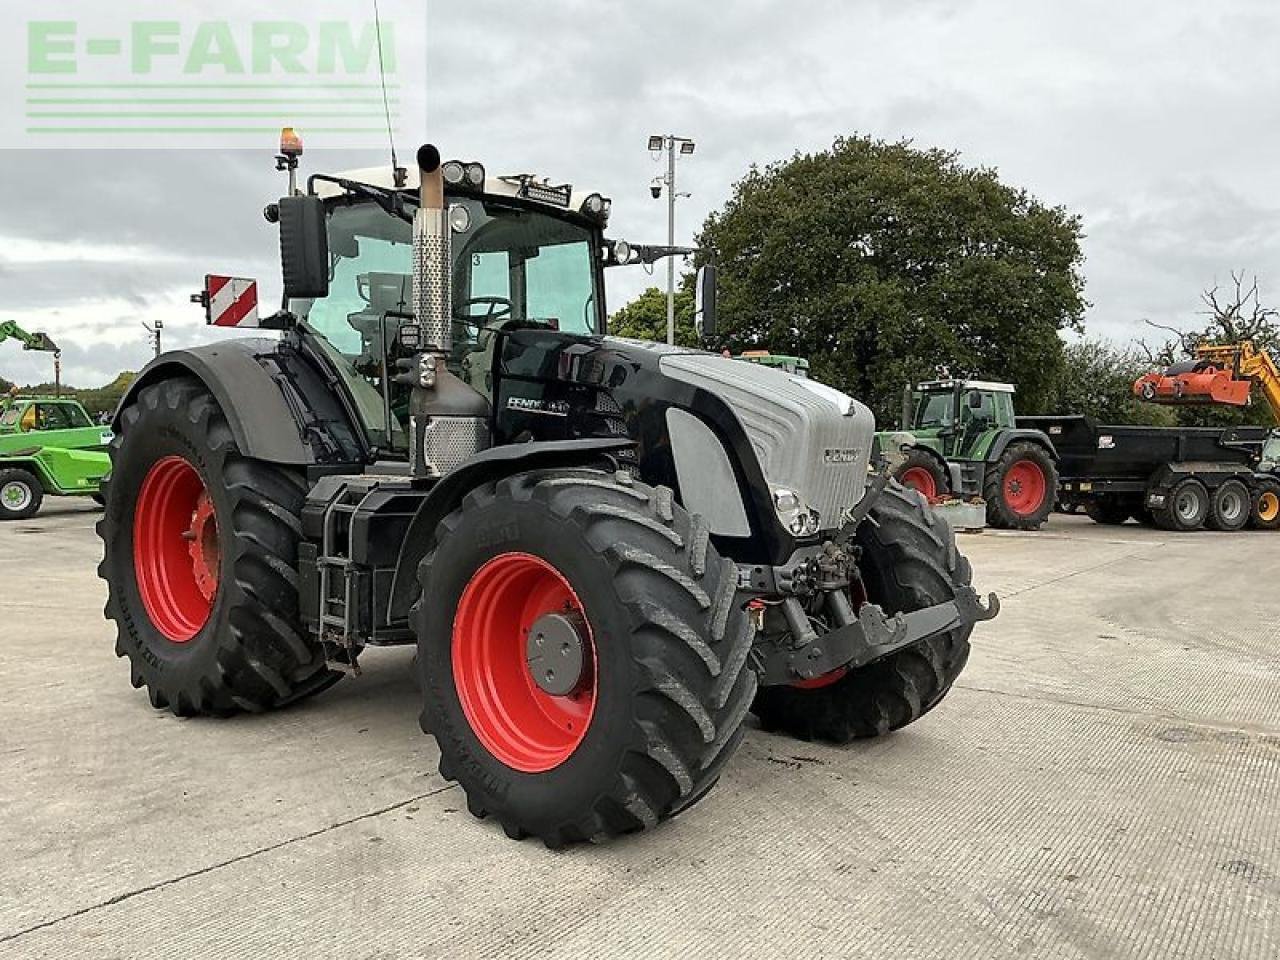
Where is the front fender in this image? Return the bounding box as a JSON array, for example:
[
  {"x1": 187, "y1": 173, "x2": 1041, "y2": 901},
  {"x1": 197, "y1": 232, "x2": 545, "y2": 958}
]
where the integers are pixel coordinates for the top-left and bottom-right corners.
[{"x1": 387, "y1": 437, "x2": 634, "y2": 621}]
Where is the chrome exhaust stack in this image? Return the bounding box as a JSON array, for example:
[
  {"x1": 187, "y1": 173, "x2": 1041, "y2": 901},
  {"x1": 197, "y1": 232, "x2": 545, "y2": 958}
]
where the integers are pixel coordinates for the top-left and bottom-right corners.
[{"x1": 407, "y1": 143, "x2": 490, "y2": 479}]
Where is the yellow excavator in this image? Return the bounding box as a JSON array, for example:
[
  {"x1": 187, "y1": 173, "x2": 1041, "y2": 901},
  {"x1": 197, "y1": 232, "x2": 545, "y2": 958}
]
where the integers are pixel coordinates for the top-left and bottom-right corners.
[{"x1": 1133, "y1": 340, "x2": 1280, "y2": 425}]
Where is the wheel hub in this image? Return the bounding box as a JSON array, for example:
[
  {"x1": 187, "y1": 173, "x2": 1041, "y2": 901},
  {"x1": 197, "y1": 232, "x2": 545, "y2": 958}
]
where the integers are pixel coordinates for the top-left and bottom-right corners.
[
  {"x1": 184, "y1": 491, "x2": 220, "y2": 602},
  {"x1": 2, "y1": 481, "x2": 31, "y2": 511},
  {"x1": 525, "y1": 611, "x2": 588, "y2": 696}
]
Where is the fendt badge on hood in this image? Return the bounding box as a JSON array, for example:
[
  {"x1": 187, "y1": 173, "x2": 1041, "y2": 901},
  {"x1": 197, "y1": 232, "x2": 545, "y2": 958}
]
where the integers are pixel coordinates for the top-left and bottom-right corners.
[{"x1": 823, "y1": 448, "x2": 860, "y2": 464}]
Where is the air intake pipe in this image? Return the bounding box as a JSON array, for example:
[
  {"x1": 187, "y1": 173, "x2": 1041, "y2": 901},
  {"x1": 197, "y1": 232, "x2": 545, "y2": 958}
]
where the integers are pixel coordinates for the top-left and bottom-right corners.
[{"x1": 406, "y1": 143, "x2": 490, "y2": 479}]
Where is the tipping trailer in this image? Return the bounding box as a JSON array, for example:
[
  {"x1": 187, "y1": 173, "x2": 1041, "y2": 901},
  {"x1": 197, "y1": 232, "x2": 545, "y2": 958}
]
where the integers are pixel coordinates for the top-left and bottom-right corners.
[{"x1": 1018, "y1": 415, "x2": 1271, "y2": 531}]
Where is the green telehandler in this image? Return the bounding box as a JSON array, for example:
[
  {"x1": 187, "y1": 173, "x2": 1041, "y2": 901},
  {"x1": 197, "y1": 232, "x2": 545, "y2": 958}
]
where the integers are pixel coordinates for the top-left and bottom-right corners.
[{"x1": 1, "y1": 321, "x2": 112, "y2": 519}]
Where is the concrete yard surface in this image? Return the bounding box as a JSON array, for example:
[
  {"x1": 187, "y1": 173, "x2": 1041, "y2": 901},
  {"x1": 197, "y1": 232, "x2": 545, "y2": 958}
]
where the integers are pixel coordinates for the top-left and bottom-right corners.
[{"x1": 1, "y1": 501, "x2": 1276, "y2": 959}]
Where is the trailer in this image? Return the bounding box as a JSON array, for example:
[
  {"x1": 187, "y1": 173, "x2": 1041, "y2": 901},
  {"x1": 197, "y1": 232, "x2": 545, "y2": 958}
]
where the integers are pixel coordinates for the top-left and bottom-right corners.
[{"x1": 1017, "y1": 415, "x2": 1270, "y2": 531}]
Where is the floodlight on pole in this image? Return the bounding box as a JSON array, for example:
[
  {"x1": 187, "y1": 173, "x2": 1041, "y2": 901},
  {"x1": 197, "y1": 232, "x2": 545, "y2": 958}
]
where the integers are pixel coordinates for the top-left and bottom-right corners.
[{"x1": 646, "y1": 134, "x2": 697, "y2": 345}]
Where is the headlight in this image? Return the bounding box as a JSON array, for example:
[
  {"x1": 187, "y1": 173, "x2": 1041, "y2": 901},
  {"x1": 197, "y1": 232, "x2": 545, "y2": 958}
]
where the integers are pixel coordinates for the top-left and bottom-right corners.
[
  {"x1": 581, "y1": 192, "x2": 611, "y2": 223},
  {"x1": 613, "y1": 239, "x2": 632, "y2": 265},
  {"x1": 773, "y1": 488, "x2": 820, "y2": 537},
  {"x1": 442, "y1": 161, "x2": 465, "y2": 185}
]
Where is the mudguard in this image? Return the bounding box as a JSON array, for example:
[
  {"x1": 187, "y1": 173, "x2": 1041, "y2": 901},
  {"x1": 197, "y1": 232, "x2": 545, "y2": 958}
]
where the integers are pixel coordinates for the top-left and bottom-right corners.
[
  {"x1": 113, "y1": 338, "x2": 364, "y2": 466},
  {"x1": 987, "y1": 429, "x2": 1058, "y2": 463},
  {"x1": 387, "y1": 437, "x2": 635, "y2": 620}
]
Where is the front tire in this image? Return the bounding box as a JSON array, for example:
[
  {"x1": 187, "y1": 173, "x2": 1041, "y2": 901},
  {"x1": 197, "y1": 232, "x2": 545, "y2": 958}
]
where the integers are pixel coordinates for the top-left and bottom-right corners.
[
  {"x1": 0, "y1": 468, "x2": 43, "y2": 520},
  {"x1": 1250, "y1": 478, "x2": 1280, "y2": 530},
  {"x1": 750, "y1": 482, "x2": 974, "y2": 743},
  {"x1": 97, "y1": 377, "x2": 338, "y2": 715},
  {"x1": 894, "y1": 447, "x2": 949, "y2": 500},
  {"x1": 413, "y1": 470, "x2": 756, "y2": 846},
  {"x1": 984, "y1": 442, "x2": 1057, "y2": 530}
]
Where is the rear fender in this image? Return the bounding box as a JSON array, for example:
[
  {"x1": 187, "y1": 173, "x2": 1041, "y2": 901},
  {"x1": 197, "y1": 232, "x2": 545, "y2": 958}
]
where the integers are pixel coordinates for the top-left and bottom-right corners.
[
  {"x1": 113, "y1": 339, "x2": 364, "y2": 466},
  {"x1": 387, "y1": 437, "x2": 635, "y2": 620},
  {"x1": 987, "y1": 430, "x2": 1059, "y2": 463}
]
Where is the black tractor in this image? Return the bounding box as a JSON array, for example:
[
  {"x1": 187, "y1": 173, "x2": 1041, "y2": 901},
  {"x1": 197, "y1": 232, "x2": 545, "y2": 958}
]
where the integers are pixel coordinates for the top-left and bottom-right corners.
[{"x1": 98, "y1": 138, "x2": 997, "y2": 846}]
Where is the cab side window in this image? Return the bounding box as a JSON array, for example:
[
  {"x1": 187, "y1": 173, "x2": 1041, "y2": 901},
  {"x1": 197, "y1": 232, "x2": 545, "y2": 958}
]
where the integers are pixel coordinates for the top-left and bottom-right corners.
[{"x1": 35, "y1": 404, "x2": 74, "y2": 430}]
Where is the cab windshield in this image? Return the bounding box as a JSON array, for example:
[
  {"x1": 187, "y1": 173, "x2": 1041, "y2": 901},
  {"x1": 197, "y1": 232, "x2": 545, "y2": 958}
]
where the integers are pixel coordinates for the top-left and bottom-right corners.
[
  {"x1": 290, "y1": 195, "x2": 604, "y2": 452},
  {"x1": 913, "y1": 391, "x2": 955, "y2": 430}
]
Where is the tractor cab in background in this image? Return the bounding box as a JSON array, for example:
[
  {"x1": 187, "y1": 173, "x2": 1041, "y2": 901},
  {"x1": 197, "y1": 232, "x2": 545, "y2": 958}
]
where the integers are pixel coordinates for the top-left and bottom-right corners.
[{"x1": 879, "y1": 378, "x2": 1059, "y2": 530}]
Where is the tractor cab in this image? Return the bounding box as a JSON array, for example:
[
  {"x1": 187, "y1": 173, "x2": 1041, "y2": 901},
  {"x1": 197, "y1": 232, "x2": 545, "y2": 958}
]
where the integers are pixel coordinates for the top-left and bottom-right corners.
[
  {"x1": 282, "y1": 162, "x2": 619, "y2": 457},
  {"x1": 907, "y1": 379, "x2": 1017, "y2": 459}
]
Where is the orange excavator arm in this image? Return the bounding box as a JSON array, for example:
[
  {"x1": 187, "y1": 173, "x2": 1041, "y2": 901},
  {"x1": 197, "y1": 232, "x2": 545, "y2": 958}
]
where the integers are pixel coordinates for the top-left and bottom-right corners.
[{"x1": 1132, "y1": 341, "x2": 1280, "y2": 425}]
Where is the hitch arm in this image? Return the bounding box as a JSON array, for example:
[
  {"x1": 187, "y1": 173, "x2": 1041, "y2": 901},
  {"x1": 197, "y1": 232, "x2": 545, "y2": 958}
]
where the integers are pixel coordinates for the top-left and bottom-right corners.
[{"x1": 756, "y1": 586, "x2": 1000, "y2": 685}]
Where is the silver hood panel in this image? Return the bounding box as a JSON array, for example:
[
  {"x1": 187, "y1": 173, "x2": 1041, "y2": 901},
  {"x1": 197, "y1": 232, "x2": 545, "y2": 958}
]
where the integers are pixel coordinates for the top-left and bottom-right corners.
[{"x1": 659, "y1": 354, "x2": 876, "y2": 528}]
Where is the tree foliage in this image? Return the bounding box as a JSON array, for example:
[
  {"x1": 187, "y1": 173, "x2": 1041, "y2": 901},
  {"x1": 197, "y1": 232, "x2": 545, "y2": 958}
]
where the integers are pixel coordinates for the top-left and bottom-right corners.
[
  {"x1": 1049, "y1": 339, "x2": 1175, "y2": 426},
  {"x1": 693, "y1": 135, "x2": 1086, "y2": 422},
  {"x1": 609, "y1": 285, "x2": 699, "y2": 347}
]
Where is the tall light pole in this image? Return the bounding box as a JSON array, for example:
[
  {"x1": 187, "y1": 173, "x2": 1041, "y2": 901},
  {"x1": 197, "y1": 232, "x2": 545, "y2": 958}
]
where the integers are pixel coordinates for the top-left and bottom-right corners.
[{"x1": 648, "y1": 134, "x2": 696, "y2": 345}]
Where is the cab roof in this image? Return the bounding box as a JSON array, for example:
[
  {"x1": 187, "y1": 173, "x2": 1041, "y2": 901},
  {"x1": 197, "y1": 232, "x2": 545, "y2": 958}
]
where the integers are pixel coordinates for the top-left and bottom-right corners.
[
  {"x1": 918, "y1": 379, "x2": 1016, "y2": 393},
  {"x1": 316, "y1": 163, "x2": 606, "y2": 216}
]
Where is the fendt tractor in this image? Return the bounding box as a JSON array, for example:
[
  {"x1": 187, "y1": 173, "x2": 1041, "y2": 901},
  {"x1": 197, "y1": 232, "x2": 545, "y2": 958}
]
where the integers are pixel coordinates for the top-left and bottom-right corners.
[
  {"x1": 884, "y1": 379, "x2": 1059, "y2": 530},
  {"x1": 97, "y1": 135, "x2": 997, "y2": 846}
]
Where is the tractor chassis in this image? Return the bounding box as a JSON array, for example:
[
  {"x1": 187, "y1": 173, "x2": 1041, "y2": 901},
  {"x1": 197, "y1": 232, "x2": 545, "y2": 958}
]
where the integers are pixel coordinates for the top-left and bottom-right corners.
[{"x1": 298, "y1": 467, "x2": 999, "y2": 686}]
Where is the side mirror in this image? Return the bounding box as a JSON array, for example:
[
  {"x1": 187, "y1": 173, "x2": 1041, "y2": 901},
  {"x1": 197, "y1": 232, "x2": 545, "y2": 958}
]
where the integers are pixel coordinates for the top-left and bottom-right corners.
[
  {"x1": 278, "y1": 195, "x2": 330, "y2": 299},
  {"x1": 694, "y1": 263, "x2": 717, "y2": 339}
]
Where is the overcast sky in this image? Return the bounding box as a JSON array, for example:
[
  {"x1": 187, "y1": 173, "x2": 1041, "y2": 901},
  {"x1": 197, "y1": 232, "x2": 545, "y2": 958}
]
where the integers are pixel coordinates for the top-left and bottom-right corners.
[{"x1": 3, "y1": 0, "x2": 1280, "y2": 387}]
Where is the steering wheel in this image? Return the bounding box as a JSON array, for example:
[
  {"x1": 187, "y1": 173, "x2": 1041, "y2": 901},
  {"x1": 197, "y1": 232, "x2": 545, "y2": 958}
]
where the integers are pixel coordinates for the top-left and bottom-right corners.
[{"x1": 454, "y1": 296, "x2": 513, "y2": 327}]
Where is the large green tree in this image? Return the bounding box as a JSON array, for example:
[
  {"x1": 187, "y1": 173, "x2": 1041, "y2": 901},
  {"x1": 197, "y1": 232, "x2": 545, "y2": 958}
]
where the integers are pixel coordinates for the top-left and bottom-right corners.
[
  {"x1": 609, "y1": 286, "x2": 698, "y2": 346},
  {"x1": 695, "y1": 135, "x2": 1087, "y2": 422}
]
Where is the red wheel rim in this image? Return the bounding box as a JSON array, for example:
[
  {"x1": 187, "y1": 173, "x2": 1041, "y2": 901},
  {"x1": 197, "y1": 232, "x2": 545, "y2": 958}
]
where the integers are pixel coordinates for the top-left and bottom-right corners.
[
  {"x1": 901, "y1": 466, "x2": 938, "y2": 499},
  {"x1": 452, "y1": 552, "x2": 597, "y2": 772},
  {"x1": 133, "y1": 456, "x2": 218, "y2": 643},
  {"x1": 1004, "y1": 460, "x2": 1047, "y2": 516},
  {"x1": 789, "y1": 581, "x2": 865, "y2": 690}
]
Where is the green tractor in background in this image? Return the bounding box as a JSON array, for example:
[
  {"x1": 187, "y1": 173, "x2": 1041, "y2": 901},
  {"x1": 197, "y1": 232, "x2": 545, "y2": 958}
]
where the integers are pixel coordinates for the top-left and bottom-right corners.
[
  {"x1": 0, "y1": 394, "x2": 112, "y2": 519},
  {"x1": 881, "y1": 379, "x2": 1059, "y2": 530}
]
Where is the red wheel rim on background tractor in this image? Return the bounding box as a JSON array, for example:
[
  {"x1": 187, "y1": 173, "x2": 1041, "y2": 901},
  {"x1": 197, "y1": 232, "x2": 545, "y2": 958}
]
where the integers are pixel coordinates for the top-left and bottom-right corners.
[
  {"x1": 900, "y1": 466, "x2": 938, "y2": 500},
  {"x1": 1004, "y1": 460, "x2": 1047, "y2": 517},
  {"x1": 133, "y1": 456, "x2": 219, "y2": 643},
  {"x1": 452, "y1": 552, "x2": 598, "y2": 772}
]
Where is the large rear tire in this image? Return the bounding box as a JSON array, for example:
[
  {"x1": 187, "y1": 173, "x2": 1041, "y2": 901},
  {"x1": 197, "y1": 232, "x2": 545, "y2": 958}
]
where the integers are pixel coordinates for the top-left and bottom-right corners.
[
  {"x1": 97, "y1": 377, "x2": 339, "y2": 715},
  {"x1": 984, "y1": 442, "x2": 1057, "y2": 530},
  {"x1": 750, "y1": 482, "x2": 974, "y2": 743},
  {"x1": 413, "y1": 470, "x2": 756, "y2": 846}
]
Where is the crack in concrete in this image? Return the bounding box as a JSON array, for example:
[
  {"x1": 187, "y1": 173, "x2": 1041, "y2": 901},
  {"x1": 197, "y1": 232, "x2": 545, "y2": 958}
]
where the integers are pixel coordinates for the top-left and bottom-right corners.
[
  {"x1": 995, "y1": 551, "x2": 1146, "y2": 599},
  {"x1": 0, "y1": 783, "x2": 459, "y2": 946}
]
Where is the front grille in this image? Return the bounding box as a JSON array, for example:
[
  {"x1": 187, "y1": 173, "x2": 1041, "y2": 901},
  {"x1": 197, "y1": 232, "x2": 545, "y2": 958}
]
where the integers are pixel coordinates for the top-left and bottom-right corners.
[{"x1": 659, "y1": 354, "x2": 875, "y2": 528}]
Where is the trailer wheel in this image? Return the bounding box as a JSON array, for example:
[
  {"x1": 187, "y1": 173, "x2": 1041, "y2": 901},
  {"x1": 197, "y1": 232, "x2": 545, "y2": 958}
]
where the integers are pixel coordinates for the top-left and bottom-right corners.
[
  {"x1": 1152, "y1": 477, "x2": 1209, "y2": 532},
  {"x1": 97, "y1": 377, "x2": 339, "y2": 716},
  {"x1": 894, "y1": 448, "x2": 948, "y2": 500},
  {"x1": 0, "y1": 468, "x2": 43, "y2": 520},
  {"x1": 1250, "y1": 479, "x2": 1280, "y2": 530},
  {"x1": 1208, "y1": 479, "x2": 1250, "y2": 532},
  {"x1": 413, "y1": 470, "x2": 756, "y2": 846},
  {"x1": 1083, "y1": 498, "x2": 1131, "y2": 526},
  {"x1": 750, "y1": 482, "x2": 973, "y2": 743},
  {"x1": 984, "y1": 442, "x2": 1057, "y2": 530}
]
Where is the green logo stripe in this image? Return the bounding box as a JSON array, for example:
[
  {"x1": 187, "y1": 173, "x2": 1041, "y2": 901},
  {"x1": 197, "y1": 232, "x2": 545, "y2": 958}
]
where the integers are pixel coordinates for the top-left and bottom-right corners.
[
  {"x1": 27, "y1": 82, "x2": 398, "y2": 89},
  {"x1": 26, "y1": 126, "x2": 394, "y2": 133},
  {"x1": 27, "y1": 97, "x2": 399, "y2": 104}
]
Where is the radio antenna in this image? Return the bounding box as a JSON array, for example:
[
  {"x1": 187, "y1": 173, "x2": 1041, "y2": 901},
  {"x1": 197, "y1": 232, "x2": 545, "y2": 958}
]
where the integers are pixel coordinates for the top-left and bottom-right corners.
[{"x1": 372, "y1": 0, "x2": 405, "y2": 187}]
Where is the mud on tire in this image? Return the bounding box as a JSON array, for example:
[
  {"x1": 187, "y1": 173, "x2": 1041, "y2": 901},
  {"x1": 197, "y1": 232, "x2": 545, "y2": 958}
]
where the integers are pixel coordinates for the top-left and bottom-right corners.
[
  {"x1": 97, "y1": 376, "x2": 338, "y2": 715},
  {"x1": 413, "y1": 470, "x2": 756, "y2": 847},
  {"x1": 751, "y1": 482, "x2": 973, "y2": 743}
]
